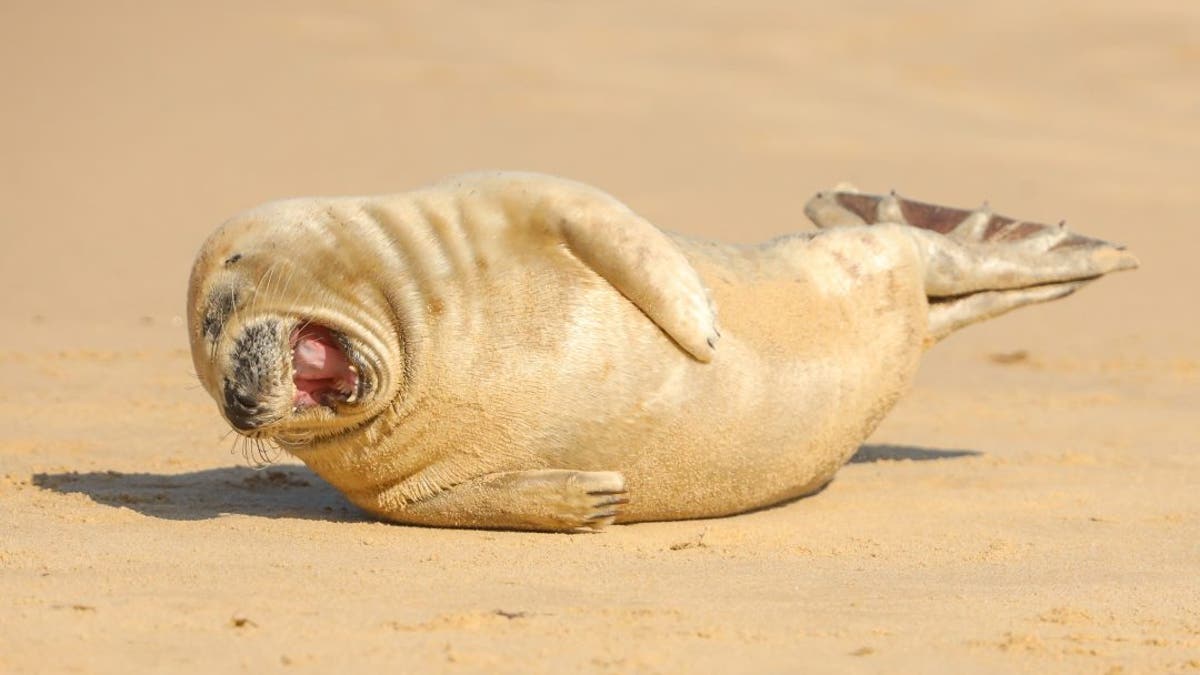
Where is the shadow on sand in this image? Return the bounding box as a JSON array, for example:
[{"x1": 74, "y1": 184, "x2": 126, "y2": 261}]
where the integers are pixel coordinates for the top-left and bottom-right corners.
[
  {"x1": 32, "y1": 465, "x2": 365, "y2": 522},
  {"x1": 848, "y1": 444, "x2": 981, "y2": 464},
  {"x1": 31, "y1": 444, "x2": 980, "y2": 523}
]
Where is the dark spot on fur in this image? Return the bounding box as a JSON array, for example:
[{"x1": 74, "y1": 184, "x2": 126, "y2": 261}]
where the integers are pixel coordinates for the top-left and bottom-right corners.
[
  {"x1": 224, "y1": 253, "x2": 243, "y2": 266},
  {"x1": 857, "y1": 232, "x2": 882, "y2": 253},
  {"x1": 830, "y1": 249, "x2": 861, "y2": 276}
]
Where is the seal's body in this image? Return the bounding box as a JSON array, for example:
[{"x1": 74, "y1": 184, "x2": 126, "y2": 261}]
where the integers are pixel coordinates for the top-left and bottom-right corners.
[{"x1": 188, "y1": 172, "x2": 1136, "y2": 531}]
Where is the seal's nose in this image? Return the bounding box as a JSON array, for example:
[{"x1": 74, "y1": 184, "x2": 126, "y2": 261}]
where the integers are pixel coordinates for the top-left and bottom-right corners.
[
  {"x1": 223, "y1": 379, "x2": 264, "y2": 430},
  {"x1": 221, "y1": 319, "x2": 283, "y2": 431}
]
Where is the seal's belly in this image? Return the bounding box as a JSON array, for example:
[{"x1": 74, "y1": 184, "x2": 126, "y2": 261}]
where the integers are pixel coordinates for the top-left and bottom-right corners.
[
  {"x1": 598, "y1": 228, "x2": 929, "y2": 521},
  {"x1": 393, "y1": 225, "x2": 932, "y2": 522}
]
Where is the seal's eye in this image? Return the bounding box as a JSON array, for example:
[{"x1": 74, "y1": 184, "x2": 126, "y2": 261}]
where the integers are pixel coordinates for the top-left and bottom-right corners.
[
  {"x1": 225, "y1": 253, "x2": 242, "y2": 266},
  {"x1": 202, "y1": 287, "x2": 239, "y2": 341}
]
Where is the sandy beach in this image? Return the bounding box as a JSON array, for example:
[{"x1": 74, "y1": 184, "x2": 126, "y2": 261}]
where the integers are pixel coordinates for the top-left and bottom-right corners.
[{"x1": 2, "y1": 1, "x2": 1197, "y2": 672}]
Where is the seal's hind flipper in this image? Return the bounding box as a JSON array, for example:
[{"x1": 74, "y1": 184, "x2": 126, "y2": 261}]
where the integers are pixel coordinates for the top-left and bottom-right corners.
[
  {"x1": 806, "y1": 188, "x2": 982, "y2": 234},
  {"x1": 804, "y1": 188, "x2": 1132, "y2": 259},
  {"x1": 805, "y1": 186, "x2": 1138, "y2": 341},
  {"x1": 927, "y1": 280, "x2": 1090, "y2": 343}
]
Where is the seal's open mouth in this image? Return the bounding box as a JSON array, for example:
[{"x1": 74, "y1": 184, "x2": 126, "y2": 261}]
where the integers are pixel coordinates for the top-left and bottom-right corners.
[{"x1": 291, "y1": 324, "x2": 358, "y2": 409}]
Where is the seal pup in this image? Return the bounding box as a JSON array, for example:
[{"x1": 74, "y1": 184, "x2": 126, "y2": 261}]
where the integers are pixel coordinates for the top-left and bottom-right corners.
[{"x1": 187, "y1": 172, "x2": 1137, "y2": 531}]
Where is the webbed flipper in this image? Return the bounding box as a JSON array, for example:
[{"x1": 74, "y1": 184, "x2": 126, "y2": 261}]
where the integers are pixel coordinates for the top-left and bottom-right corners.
[
  {"x1": 475, "y1": 173, "x2": 721, "y2": 362},
  {"x1": 805, "y1": 186, "x2": 1138, "y2": 341},
  {"x1": 804, "y1": 187, "x2": 1138, "y2": 275}
]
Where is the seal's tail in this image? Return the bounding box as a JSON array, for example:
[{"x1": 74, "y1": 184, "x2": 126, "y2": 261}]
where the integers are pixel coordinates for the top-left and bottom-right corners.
[{"x1": 803, "y1": 186, "x2": 1138, "y2": 341}]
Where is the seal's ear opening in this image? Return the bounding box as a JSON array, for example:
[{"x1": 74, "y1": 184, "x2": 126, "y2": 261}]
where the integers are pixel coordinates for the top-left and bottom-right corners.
[{"x1": 291, "y1": 324, "x2": 358, "y2": 408}]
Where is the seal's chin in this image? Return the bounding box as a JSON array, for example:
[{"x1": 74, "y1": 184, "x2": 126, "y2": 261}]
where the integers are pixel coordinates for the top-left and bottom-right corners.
[{"x1": 290, "y1": 324, "x2": 359, "y2": 409}]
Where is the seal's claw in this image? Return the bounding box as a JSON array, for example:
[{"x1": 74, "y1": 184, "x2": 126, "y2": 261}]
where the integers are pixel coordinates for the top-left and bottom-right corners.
[
  {"x1": 577, "y1": 506, "x2": 622, "y2": 532},
  {"x1": 562, "y1": 470, "x2": 627, "y2": 530},
  {"x1": 588, "y1": 493, "x2": 630, "y2": 509}
]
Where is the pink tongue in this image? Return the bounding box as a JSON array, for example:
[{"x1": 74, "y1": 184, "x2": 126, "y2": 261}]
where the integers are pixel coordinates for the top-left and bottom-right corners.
[{"x1": 291, "y1": 325, "x2": 355, "y2": 408}]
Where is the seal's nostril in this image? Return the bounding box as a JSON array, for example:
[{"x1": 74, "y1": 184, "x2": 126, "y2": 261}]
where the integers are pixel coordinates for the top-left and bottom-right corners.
[
  {"x1": 223, "y1": 380, "x2": 257, "y2": 407},
  {"x1": 222, "y1": 379, "x2": 262, "y2": 429},
  {"x1": 233, "y1": 390, "x2": 259, "y2": 410}
]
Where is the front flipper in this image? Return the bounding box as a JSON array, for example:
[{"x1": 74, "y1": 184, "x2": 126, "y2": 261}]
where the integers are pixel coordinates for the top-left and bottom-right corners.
[
  {"x1": 511, "y1": 176, "x2": 720, "y2": 362},
  {"x1": 441, "y1": 172, "x2": 719, "y2": 361},
  {"x1": 382, "y1": 469, "x2": 629, "y2": 532}
]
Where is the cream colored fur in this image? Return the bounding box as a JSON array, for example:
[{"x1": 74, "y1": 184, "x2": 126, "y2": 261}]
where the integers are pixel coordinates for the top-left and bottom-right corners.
[{"x1": 187, "y1": 172, "x2": 1136, "y2": 531}]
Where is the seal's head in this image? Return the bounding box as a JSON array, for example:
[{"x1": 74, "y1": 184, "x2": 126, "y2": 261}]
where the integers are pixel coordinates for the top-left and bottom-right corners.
[{"x1": 186, "y1": 199, "x2": 402, "y2": 445}]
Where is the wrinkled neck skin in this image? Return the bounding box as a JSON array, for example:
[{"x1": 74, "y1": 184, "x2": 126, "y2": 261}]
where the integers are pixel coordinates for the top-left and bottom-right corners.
[
  {"x1": 189, "y1": 189, "x2": 562, "y2": 516},
  {"x1": 269, "y1": 201, "x2": 439, "y2": 462},
  {"x1": 270, "y1": 194, "x2": 546, "y2": 507}
]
